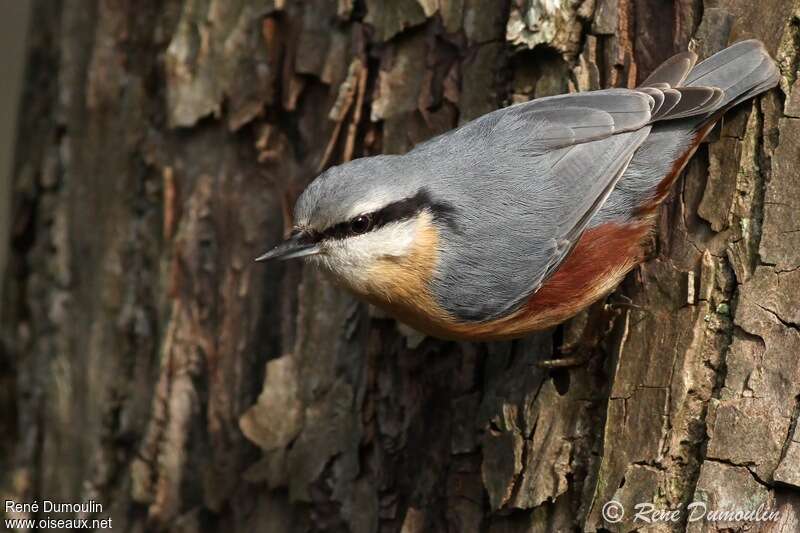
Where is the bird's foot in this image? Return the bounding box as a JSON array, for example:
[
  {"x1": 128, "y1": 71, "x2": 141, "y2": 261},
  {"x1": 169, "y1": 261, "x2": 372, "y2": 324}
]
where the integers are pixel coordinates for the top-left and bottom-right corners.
[{"x1": 536, "y1": 352, "x2": 592, "y2": 368}]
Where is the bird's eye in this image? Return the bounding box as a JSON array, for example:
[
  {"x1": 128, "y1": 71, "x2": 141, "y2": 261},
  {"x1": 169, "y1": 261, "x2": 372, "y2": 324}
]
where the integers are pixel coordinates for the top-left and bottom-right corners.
[{"x1": 349, "y1": 214, "x2": 373, "y2": 235}]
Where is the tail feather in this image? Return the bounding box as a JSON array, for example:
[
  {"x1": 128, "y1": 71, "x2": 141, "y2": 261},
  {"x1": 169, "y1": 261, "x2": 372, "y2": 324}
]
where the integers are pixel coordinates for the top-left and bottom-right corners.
[
  {"x1": 638, "y1": 39, "x2": 779, "y2": 125},
  {"x1": 684, "y1": 39, "x2": 779, "y2": 111},
  {"x1": 597, "y1": 39, "x2": 780, "y2": 228}
]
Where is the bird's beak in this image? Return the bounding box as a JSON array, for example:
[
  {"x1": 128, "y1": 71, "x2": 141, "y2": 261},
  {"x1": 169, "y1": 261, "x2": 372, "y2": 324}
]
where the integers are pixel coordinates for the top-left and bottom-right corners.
[{"x1": 255, "y1": 232, "x2": 320, "y2": 262}]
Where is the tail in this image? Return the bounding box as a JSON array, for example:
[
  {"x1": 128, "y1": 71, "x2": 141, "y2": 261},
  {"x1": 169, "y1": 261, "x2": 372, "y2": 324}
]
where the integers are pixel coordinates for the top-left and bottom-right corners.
[
  {"x1": 684, "y1": 40, "x2": 780, "y2": 110},
  {"x1": 638, "y1": 40, "x2": 780, "y2": 125},
  {"x1": 594, "y1": 40, "x2": 780, "y2": 225}
]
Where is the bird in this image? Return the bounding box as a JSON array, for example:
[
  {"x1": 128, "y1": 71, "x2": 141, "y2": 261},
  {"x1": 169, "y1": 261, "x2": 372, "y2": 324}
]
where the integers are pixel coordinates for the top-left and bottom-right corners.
[{"x1": 256, "y1": 40, "x2": 780, "y2": 342}]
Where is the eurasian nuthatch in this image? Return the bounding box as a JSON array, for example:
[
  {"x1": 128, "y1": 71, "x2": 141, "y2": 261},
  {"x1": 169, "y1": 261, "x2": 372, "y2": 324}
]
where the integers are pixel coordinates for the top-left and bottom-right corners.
[{"x1": 257, "y1": 40, "x2": 779, "y2": 341}]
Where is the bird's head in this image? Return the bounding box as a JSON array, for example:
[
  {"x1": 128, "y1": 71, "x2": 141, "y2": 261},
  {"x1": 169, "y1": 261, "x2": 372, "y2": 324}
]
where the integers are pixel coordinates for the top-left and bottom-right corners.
[{"x1": 256, "y1": 155, "x2": 452, "y2": 295}]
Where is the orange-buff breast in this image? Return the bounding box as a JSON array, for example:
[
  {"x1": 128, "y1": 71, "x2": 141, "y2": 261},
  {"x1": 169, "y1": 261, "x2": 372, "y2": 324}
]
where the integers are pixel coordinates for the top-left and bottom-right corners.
[{"x1": 349, "y1": 214, "x2": 652, "y2": 342}]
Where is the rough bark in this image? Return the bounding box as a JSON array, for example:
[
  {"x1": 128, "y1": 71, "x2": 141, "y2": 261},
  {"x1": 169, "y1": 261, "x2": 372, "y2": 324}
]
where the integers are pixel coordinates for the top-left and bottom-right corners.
[{"x1": 2, "y1": 0, "x2": 800, "y2": 532}]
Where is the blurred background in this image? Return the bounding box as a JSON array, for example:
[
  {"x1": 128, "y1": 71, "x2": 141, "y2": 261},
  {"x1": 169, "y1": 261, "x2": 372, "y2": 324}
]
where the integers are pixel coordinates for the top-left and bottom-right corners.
[
  {"x1": 2, "y1": 1, "x2": 799, "y2": 532},
  {"x1": 0, "y1": 1, "x2": 31, "y2": 315}
]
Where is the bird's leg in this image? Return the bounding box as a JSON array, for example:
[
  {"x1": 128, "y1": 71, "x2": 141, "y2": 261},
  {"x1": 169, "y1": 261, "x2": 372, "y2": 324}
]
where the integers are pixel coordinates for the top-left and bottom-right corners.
[
  {"x1": 536, "y1": 352, "x2": 592, "y2": 368},
  {"x1": 604, "y1": 293, "x2": 646, "y2": 312},
  {"x1": 536, "y1": 300, "x2": 619, "y2": 369}
]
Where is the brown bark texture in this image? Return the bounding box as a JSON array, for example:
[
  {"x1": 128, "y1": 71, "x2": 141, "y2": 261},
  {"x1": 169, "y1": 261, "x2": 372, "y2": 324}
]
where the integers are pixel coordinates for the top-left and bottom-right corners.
[{"x1": 2, "y1": 0, "x2": 800, "y2": 532}]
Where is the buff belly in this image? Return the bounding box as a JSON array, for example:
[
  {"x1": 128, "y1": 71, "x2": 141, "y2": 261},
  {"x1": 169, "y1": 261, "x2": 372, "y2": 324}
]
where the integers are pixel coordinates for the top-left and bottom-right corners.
[{"x1": 348, "y1": 215, "x2": 652, "y2": 342}]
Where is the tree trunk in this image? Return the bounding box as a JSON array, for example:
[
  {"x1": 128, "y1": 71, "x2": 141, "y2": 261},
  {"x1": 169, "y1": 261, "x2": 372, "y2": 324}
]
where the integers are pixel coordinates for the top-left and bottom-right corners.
[{"x1": 3, "y1": 0, "x2": 800, "y2": 531}]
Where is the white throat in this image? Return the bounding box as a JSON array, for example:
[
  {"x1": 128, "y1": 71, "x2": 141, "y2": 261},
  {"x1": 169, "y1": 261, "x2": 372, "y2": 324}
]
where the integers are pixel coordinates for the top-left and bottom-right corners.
[{"x1": 310, "y1": 215, "x2": 423, "y2": 291}]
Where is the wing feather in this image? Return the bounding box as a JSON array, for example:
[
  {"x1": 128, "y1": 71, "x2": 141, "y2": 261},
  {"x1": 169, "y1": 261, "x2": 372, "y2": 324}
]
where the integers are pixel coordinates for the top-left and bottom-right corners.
[
  {"x1": 639, "y1": 87, "x2": 665, "y2": 116},
  {"x1": 414, "y1": 89, "x2": 655, "y2": 154},
  {"x1": 641, "y1": 51, "x2": 697, "y2": 87},
  {"x1": 534, "y1": 129, "x2": 648, "y2": 289}
]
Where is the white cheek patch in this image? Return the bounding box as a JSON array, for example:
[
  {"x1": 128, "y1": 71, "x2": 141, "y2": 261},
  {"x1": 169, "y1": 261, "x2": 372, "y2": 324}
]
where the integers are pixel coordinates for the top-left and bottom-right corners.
[
  {"x1": 354, "y1": 218, "x2": 417, "y2": 257},
  {"x1": 315, "y1": 217, "x2": 420, "y2": 289}
]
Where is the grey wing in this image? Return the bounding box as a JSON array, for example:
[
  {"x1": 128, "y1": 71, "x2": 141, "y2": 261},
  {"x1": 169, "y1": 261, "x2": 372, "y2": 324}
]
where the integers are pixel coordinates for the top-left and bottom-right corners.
[
  {"x1": 412, "y1": 88, "x2": 655, "y2": 156},
  {"x1": 413, "y1": 90, "x2": 656, "y2": 323}
]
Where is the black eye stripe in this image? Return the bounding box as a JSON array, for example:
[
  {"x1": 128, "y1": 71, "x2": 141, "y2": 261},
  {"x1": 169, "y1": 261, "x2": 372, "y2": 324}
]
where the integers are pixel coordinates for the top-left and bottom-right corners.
[{"x1": 314, "y1": 188, "x2": 457, "y2": 242}]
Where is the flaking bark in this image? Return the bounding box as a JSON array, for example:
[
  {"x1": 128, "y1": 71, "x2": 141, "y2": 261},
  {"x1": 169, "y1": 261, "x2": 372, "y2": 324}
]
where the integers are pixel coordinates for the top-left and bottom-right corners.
[{"x1": 2, "y1": 0, "x2": 800, "y2": 532}]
